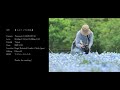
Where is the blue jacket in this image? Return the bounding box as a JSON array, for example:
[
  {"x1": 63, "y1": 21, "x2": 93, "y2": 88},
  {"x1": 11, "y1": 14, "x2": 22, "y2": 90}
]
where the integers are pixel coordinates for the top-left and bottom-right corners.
[{"x1": 71, "y1": 30, "x2": 93, "y2": 54}]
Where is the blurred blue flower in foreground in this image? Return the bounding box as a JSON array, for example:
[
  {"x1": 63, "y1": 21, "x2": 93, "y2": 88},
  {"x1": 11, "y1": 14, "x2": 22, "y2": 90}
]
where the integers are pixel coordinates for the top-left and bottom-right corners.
[{"x1": 49, "y1": 52, "x2": 120, "y2": 72}]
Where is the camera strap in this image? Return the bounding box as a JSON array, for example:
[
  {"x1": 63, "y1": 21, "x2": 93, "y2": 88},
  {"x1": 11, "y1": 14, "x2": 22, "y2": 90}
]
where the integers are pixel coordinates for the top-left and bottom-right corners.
[{"x1": 87, "y1": 35, "x2": 90, "y2": 45}]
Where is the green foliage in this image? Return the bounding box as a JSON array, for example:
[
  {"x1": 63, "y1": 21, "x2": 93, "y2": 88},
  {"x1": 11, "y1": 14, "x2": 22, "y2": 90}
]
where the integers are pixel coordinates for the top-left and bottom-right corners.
[
  {"x1": 81, "y1": 59, "x2": 89, "y2": 64},
  {"x1": 49, "y1": 18, "x2": 120, "y2": 53}
]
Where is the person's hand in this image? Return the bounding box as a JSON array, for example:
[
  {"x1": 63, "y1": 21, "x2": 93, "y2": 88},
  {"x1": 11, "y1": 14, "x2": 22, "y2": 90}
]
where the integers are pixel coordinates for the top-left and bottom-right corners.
[{"x1": 80, "y1": 44, "x2": 85, "y2": 48}]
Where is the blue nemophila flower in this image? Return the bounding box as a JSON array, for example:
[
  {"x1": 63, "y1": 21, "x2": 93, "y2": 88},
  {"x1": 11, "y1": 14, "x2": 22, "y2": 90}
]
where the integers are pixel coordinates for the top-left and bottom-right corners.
[{"x1": 49, "y1": 52, "x2": 120, "y2": 72}]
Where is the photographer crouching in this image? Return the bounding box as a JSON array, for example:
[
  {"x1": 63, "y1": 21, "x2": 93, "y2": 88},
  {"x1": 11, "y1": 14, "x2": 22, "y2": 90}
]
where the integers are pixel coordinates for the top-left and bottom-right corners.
[{"x1": 71, "y1": 24, "x2": 94, "y2": 55}]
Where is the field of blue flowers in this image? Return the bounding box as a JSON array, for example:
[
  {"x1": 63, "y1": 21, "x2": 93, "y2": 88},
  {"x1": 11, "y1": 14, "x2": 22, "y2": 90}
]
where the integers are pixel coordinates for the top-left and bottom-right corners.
[{"x1": 49, "y1": 52, "x2": 120, "y2": 72}]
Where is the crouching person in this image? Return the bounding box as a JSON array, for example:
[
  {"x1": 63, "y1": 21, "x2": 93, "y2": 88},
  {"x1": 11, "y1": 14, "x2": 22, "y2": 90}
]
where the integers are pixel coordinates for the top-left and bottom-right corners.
[{"x1": 71, "y1": 24, "x2": 94, "y2": 55}]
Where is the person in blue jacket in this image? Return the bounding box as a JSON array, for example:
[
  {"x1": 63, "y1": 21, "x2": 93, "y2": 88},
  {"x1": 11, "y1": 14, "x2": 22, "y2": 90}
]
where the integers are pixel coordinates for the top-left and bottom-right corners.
[{"x1": 71, "y1": 24, "x2": 94, "y2": 55}]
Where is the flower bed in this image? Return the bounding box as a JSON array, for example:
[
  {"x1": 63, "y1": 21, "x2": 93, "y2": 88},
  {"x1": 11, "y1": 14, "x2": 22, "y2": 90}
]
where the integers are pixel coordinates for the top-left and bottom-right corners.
[{"x1": 49, "y1": 52, "x2": 120, "y2": 72}]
